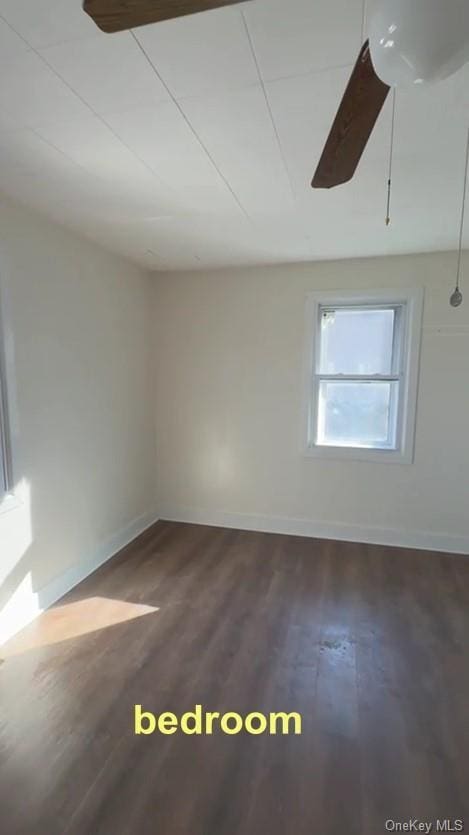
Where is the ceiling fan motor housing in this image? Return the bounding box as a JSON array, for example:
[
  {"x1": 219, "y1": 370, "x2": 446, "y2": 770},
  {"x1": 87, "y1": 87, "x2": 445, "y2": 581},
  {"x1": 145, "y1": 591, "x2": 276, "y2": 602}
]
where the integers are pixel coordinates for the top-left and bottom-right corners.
[{"x1": 369, "y1": 0, "x2": 469, "y2": 87}]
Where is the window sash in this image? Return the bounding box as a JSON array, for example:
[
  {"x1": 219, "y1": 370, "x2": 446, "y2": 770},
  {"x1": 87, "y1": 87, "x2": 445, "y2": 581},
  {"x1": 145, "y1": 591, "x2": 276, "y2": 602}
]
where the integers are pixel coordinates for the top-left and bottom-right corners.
[
  {"x1": 315, "y1": 379, "x2": 400, "y2": 450},
  {"x1": 317, "y1": 302, "x2": 404, "y2": 378}
]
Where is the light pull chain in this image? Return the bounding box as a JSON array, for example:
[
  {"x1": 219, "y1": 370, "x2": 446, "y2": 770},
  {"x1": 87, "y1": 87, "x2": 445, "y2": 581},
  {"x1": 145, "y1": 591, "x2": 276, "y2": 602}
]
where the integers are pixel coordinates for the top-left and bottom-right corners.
[
  {"x1": 450, "y1": 128, "x2": 469, "y2": 308},
  {"x1": 386, "y1": 88, "x2": 397, "y2": 226}
]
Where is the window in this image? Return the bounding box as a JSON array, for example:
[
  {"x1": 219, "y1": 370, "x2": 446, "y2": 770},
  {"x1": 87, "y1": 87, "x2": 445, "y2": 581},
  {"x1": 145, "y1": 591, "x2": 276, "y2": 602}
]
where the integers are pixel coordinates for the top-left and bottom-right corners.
[
  {"x1": 303, "y1": 289, "x2": 424, "y2": 464},
  {"x1": 0, "y1": 300, "x2": 12, "y2": 498}
]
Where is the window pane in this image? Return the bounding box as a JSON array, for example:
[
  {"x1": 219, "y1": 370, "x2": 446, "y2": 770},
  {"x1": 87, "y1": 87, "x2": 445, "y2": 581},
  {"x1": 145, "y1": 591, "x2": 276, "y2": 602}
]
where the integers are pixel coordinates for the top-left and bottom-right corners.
[
  {"x1": 317, "y1": 381, "x2": 398, "y2": 448},
  {"x1": 319, "y1": 307, "x2": 396, "y2": 375}
]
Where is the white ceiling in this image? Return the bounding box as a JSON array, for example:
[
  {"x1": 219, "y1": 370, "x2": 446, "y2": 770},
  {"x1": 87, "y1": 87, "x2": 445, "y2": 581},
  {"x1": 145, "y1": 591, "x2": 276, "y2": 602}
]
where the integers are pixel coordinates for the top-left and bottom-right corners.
[{"x1": 0, "y1": 0, "x2": 468, "y2": 271}]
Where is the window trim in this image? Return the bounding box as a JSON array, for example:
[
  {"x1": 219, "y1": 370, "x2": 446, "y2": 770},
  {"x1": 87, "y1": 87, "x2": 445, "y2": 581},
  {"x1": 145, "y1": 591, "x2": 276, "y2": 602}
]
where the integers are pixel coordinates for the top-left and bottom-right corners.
[
  {"x1": 0, "y1": 287, "x2": 13, "y2": 498},
  {"x1": 302, "y1": 288, "x2": 424, "y2": 465}
]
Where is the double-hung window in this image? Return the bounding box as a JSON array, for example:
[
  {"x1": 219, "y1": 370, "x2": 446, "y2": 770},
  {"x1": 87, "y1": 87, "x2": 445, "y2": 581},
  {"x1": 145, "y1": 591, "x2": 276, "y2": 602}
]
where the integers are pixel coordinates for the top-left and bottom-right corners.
[{"x1": 303, "y1": 289, "x2": 424, "y2": 463}]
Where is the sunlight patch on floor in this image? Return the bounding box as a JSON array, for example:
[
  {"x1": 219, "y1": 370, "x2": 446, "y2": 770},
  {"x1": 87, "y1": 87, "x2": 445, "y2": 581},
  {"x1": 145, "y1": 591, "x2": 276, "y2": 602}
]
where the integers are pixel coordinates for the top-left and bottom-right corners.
[{"x1": 0, "y1": 596, "x2": 158, "y2": 659}]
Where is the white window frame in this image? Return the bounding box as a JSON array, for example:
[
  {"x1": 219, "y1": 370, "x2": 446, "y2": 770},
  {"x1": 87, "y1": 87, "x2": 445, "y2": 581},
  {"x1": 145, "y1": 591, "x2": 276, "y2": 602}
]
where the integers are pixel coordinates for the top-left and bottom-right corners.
[
  {"x1": 302, "y1": 288, "x2": 424, "y2": 464},
  {"x1": 0, "y1": 289, "x2": 13, "y2": 499}
]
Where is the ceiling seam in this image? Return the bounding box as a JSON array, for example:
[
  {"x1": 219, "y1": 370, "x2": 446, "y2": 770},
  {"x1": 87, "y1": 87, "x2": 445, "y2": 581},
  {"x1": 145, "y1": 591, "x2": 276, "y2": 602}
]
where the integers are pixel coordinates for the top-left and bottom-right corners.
[
  {"x1": 265, "y1": 61, "x2": 355, "y2": 88},
  {"x1": 0, "y1": 12, "x2": 208, "y2": 260},
  {"x1": 0, "y1": 11, "x2": 245, "y2": 269},
  {"x1": 0, "y1": 13, "x2": 35, "y2": 50},
  {"x1": 129, "y1": 29, "x2": 251, "y2": 221},
  {"x1": 240, "y1": 9, "x2": 298, "y2": 205},
  {"x1": 0, "y1": 5, "x2": 350, "y2": 222},
  {"x1": 240, "y1": 10, "x2": 316, "y2": 259},
  {"x1": 31, "y1": 63, "x2": 179, "y2": 202},
  {"x1": 0, "y1": 11, "x2": 354, "y2": 100},
  {"x1": 17, "y1": 129, "x2": 172, "y2": 267},
  {"x1": 27, "y1": 111, "x2": 180, "y2": 226}
]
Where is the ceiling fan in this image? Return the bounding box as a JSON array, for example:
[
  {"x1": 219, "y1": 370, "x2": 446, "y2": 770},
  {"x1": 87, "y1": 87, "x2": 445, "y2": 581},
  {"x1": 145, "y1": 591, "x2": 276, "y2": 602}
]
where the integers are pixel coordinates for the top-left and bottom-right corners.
[
  {"x1": 83, "y1": 0, "x2": 250, "y2": 32},
  {"x1": 312, "y1": 0, "x2": 469, "y2": 189},
  {"x1": 83, "y1": 1, "x2": 469, "y2": 191}
]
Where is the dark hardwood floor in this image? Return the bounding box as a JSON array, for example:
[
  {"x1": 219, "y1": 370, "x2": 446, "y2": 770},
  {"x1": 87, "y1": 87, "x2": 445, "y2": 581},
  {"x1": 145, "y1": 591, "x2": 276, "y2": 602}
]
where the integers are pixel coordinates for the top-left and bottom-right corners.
[{"x1": 1, "y1": 521, "x2": 468, "y2": 834}]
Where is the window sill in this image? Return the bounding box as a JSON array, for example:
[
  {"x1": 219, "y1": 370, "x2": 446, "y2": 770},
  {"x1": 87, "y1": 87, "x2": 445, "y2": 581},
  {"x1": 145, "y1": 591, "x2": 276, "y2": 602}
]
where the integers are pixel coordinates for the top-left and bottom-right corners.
[
  {"x1": 303, "y1": 444, "x2": 413, "y2": 465},
  {"x1": 0, "y1": 491, "x2": 23, "y2": 517}
]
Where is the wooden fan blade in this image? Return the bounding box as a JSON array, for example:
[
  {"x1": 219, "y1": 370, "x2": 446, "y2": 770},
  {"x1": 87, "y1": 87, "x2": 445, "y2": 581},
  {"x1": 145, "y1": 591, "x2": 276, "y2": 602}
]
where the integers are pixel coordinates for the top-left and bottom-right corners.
[
  {"x1": 312, "y1": 41, "x2": 390, "y2": 189},
  {"x1": 83, "y1": 0, "x2": 250, "y2": 32}
]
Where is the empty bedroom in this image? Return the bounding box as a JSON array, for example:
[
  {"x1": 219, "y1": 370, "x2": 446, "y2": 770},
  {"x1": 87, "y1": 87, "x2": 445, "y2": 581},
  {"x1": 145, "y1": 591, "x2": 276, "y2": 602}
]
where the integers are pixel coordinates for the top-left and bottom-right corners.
[{"x1": 0, "y1": 1, "x2": 468, "y2": 833}]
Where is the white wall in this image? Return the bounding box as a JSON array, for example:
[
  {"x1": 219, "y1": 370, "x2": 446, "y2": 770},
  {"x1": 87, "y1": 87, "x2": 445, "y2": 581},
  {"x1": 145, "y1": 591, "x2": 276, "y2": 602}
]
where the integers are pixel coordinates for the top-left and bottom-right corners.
[
  {"x1": 2, "y1": 211, "x2": 467, "y2": 649},
  {"x1": 0, "y1": 196, "x2": 157, "y2": 643},
  {"x1": 153, "y1": 253, "x2": 469, "y2": 554}
]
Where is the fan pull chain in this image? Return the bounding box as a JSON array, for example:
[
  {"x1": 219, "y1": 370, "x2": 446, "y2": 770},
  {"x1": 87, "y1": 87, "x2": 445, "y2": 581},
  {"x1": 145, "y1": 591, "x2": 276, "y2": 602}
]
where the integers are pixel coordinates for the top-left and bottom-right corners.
[
  {"x1": 386, "y1": 88, "x2": 397, "y2": 226},
  {"x1": 450, "y1": 128, "x2": 469, "y2": 308}
]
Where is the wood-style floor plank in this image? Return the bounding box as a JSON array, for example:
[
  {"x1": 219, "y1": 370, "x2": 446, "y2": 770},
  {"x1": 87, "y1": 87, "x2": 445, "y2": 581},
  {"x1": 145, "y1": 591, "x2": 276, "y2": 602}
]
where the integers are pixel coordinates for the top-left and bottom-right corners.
[{"x1": 0, "y1": 521, "x2": 468, "y2": 834}]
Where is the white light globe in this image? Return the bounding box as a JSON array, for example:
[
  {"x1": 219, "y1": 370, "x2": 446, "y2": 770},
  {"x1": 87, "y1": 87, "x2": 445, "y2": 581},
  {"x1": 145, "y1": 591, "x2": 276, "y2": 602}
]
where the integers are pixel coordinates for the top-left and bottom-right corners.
[{"x1": 369, "y1": 0, "x2": 469, "y2": 87}]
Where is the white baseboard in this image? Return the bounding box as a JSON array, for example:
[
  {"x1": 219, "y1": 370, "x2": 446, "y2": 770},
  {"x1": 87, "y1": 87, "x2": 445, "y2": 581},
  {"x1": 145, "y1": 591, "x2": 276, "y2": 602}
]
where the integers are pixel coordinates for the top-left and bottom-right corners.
[
  {"x1": 2, "y1": 505, "x2": 466, "y2": 650},
  {"x1": 0, "y1": 510, "x2": 159, "y2": 648},
  {"x1": 159, "y1": 506, "x2": 469, "y2": 556}
]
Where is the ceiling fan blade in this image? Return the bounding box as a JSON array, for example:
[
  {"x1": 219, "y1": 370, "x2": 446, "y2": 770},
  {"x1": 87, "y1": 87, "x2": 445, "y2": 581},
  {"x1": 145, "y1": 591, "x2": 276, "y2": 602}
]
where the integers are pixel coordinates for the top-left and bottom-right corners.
[
  {"x1": 83, "y1": 0, "x2": 250, "y2": 33},
  {"x1": 312, "y1": 41, "x2": 390, "y2": 189}
]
